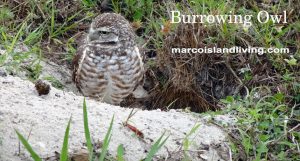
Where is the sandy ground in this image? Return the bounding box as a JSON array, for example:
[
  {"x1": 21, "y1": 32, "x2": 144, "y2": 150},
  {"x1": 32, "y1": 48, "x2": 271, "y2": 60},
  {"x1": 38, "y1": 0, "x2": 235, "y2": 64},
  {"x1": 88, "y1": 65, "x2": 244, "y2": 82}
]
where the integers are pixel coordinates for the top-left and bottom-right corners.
[{"x1": 0, "y1": 75, "x2": 232, "y2": 161}]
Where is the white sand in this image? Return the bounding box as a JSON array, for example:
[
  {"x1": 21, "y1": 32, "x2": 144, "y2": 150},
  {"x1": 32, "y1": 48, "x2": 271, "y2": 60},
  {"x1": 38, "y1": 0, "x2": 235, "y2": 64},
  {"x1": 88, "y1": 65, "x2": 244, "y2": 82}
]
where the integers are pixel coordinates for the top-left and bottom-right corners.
[{"x1": 0, "y1": 75, "x2": 230, "y2": 161}]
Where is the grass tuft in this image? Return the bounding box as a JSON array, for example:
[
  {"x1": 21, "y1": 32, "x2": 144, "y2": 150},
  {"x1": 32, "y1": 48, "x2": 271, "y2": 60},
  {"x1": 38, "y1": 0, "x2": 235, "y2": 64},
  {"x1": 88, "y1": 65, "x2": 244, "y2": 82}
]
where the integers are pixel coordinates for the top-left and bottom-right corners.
[{"x1": 145, "y1": 132, "x2": 169, "y2": 161}]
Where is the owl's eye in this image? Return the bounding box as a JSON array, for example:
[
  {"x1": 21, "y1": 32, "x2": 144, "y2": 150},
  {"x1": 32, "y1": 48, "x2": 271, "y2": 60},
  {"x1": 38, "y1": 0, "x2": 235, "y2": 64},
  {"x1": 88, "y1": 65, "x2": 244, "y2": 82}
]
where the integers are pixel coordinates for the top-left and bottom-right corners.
[{"x1": 98, "y1": 31, "x2": 109, "y2": 35}]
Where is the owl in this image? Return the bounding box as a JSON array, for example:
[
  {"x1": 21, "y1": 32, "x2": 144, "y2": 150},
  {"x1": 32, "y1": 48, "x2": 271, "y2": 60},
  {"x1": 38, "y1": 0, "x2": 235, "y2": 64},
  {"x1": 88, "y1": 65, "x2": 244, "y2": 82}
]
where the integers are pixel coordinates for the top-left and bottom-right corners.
[{"x1": 72, "y1": 13, "x2": 147, "y2": 105}]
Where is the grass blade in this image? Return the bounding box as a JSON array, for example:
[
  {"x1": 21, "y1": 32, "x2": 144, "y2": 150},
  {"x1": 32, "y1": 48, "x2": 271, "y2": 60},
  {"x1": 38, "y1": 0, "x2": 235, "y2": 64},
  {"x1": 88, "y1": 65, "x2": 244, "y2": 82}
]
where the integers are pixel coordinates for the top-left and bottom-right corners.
[
  {"x1": 183, "y1": 123, "x2": 201, "y2": 160},
  {"x1": 9, "y1": 22, "x2": 26, "y2": 53},
  {"x1": 15, "y1": 130, "x2": 42, "y2": 161},
  {"x1": 117, "y1": 144, "x2": 125, "y2": 161},
  {"x1": 50, "y1": 0, "x2": 55, "y2": 37},
  {"x1": 186, "y1": 123, "x2": 200, "y2": 137},
  {"x1": 145, "y1": 132, "x2": 169, "y2": 161},
  {"x1": 81, "y1": 0, "x2": 96, "y2": 7},
  {"x1": 83, "y1": 98, "x2": 94, "y2": 159},
  {"x1": 99, "y1": 115, "x2": 114, "y2": 161},
  {"x1": 60, "y1": 117, "x2": 72, "y2": 161}
]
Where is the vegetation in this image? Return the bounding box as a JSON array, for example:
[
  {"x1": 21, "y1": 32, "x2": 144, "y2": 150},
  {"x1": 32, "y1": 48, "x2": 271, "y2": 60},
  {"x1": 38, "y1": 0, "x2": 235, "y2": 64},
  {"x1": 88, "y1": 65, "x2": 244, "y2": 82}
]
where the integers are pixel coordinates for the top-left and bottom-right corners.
[
  {"x1": 0, "y1": 0, "x2": 298, "y2": 160},
  {"x1": 16, "y1": 98, "x2": 169, "y2": 160},
  {"x1": 219, "y1": 88, "x2": 299, "y2": 160}
]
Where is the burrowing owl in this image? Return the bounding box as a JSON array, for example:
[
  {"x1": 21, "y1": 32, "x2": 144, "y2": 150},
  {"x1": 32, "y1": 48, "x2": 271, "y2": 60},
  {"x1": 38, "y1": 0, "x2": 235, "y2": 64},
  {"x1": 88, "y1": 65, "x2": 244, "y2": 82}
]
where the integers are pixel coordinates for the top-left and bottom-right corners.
[{"x1": 72, "y1": 13, "x2": 146, "y2": 105}]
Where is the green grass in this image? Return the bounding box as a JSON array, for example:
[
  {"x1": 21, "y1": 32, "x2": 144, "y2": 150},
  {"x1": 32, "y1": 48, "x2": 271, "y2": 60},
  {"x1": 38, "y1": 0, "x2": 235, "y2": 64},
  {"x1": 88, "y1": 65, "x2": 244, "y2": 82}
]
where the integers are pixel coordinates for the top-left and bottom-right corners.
[
  {"x1": 16, "y1": 99, "x2": 169, "y2": 160},
  {"x1": 0, "y1": 0, "x2": 95, "y2": 80},
  {"x1": 144, "y1": 132, "x2": 169, "y2": 161},
  {"x1": 99, "y1": 115, "x2": 114, "y2": 161},
  {"x1": 217, "y1": 88, "x2": 300, "y2": 160},
  {"x1": 60, "y1": 117, "x2": 72, "y2": 161},
  {"x1": 43, "y1": 76, "x2": 64, "y2": 89},
  {"x1": 81, "y1": 0, "x2": 97, "y2": 8},
  {"x1": 182, "y1": 123, "x2": 201, "y2": 160},
  {"x1": 83, "y1": 98, "x2": 94, "y2": 160},
  {"x1": 117, "y1": 144, "x2": 125, "y2": 161},
  {"x1": 1, "y1": 0, "x2": 296, "y2": 82},
  {"x1": 15, "y1": 117, "x2": 71, "y2": 161},
  {"x1": 4, "y1": 0, "x2": 300, "y2": 160}
]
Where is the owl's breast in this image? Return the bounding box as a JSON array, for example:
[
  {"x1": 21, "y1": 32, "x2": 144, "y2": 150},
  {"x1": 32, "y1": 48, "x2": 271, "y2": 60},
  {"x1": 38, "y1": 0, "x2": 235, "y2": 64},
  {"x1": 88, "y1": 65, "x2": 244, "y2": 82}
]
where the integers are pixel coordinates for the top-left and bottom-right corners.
[{"x1": 74, "y1": 44, "x2": 143, "y2": 104}]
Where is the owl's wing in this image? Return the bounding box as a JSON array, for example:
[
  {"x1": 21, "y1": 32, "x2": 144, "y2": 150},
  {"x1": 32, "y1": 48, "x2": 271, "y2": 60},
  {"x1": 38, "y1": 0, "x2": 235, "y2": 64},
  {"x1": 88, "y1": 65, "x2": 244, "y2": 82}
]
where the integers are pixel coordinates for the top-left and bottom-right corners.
[
  {"x1": 72, "y1": 45, "x2": 86, "y2": 83},
  {"x1": 131, "y1": 46, "x2": 149, "y2": 98}
]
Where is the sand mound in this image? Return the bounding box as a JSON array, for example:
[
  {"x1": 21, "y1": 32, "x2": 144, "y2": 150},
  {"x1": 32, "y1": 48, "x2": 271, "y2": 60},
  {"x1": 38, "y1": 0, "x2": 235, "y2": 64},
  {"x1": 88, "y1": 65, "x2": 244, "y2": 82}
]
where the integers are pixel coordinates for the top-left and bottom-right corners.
[{"x1": 0, "y1": 75, "x2": 232, "y2": 161}]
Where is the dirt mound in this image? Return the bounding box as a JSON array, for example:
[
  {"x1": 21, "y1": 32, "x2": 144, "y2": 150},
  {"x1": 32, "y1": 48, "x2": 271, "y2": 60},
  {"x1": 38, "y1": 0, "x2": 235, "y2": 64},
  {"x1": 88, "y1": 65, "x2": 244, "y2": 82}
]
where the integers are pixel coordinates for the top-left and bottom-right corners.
[{"x1": 0, "y1": 75, "x2": 232, "y2": 161}]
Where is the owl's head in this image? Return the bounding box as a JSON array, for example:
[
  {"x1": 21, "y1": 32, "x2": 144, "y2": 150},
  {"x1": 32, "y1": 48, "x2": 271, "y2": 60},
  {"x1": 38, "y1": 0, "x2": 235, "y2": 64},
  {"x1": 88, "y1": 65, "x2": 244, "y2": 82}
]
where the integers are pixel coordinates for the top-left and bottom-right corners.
[{"x1": 87, "y1": 13, "x2": 135, "y2": 44}]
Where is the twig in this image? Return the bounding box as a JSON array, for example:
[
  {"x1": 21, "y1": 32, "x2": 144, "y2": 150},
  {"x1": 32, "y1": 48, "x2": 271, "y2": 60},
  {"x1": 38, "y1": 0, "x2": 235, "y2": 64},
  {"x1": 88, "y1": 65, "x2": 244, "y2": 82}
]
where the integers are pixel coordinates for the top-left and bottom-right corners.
[
  {"x1": 26, "y1": 127, "x2": 33, "y2": 140},
  {"x1": 225, "y1": 55, "x2": 244, "y2": 95},
  {"x1": 124, "y1": 108, "x2": 138, "y2": 124},
  {"x1": 36, "y1": 3, "x2": 46, "y2": 20},
  {"x1": 288, "y1": 123, "x2": 300, "y2": 133},
  {"x1": 142, "y1": 36, "x2": 153, "y2": 49},
  {"x1": 225, "y1": 56, "x2": 243, "y2": 85},
  {"x1": 18, "y1": 127, "x2": 33, "y2": 155}
]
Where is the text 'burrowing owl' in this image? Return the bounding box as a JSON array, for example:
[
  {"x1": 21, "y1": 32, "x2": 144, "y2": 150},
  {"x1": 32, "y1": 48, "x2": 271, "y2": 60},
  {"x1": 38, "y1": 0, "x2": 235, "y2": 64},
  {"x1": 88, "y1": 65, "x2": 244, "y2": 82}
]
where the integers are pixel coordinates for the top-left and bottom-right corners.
[{"x1": 72, "y1": 13, "x2": 147, "y2": 105}]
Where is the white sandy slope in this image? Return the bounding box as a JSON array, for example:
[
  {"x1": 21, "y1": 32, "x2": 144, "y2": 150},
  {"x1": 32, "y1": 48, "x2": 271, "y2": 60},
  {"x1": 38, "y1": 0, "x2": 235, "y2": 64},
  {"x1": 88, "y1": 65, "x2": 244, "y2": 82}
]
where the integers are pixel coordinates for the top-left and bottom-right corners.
[{"x1": 0, "y1": 76, "x2": 231, "y2": 161}]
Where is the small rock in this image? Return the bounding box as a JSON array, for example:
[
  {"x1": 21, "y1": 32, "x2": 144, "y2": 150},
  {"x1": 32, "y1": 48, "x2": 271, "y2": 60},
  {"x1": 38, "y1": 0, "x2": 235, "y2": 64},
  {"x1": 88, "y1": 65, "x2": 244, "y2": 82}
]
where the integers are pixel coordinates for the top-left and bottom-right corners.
[
  {"x1": 0, "y1": 70, "x2": 7, "y2": 77},
  {"x1": 35, "y1": 80, "x2": 51, "y2": 96},
  {"x1": 55, "y1": 93, "x2": 61, "y2": 97},
  {"x1": 2, "y1": 80, "x2": 13, "y2": 84}
]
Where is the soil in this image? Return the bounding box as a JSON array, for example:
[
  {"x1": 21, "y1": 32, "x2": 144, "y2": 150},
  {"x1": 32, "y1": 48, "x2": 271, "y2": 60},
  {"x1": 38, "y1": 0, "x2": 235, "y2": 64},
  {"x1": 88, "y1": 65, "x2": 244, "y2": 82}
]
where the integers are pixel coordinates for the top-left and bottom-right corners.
[{"x1": 0, "y1": 75, "x2": 234, "y2": 161}]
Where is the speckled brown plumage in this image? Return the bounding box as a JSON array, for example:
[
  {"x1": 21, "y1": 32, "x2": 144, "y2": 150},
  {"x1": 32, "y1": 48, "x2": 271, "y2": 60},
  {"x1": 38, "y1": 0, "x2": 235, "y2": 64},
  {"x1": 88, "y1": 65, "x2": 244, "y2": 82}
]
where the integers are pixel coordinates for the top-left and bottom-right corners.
[{"x1": 72, "y1": 13, "x2": 145, "y2": 105}]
